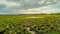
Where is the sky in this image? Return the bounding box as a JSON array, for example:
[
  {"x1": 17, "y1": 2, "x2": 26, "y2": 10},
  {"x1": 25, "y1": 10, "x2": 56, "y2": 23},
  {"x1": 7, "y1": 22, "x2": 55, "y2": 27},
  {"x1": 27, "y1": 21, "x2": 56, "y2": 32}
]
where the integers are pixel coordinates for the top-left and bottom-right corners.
[{"x1": 0, "y1": 0, "x2": 60, "y2": 14}]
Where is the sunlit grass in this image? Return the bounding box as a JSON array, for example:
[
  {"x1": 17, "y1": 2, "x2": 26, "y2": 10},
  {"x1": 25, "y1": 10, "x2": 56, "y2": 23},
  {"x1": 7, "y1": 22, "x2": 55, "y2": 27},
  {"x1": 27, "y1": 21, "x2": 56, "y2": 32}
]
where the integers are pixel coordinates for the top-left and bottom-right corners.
[{"x1": 25, "y1": 16, "x2": 44, "y2": 18}]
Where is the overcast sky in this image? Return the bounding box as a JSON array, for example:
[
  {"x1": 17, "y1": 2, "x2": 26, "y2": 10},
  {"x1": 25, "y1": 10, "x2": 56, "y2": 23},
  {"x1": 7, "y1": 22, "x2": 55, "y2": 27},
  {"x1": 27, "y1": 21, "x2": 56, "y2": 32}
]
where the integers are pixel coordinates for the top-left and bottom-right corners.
[{"x1": 0, "y1": 0, "x2": 60, "y2": 14}]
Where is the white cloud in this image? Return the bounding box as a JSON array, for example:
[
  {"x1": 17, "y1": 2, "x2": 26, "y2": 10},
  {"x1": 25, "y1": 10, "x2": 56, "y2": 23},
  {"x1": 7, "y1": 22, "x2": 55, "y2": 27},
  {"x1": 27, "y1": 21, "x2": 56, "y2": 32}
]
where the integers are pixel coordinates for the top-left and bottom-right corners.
[
  {"x1": 38, "y1": 0, "x2": 45, "y2": 4},
  {"x1": 43, "y1": 9, "x2": 60, "y2": 14},
  {"x1": 0, "y1": 13, "x2": 11, "y2": 14},
  {"x1": 16, "y1": 4, "x2": 60, "y2": 14},
  {"x1": 0, "y1": 0, "x2": 60, "y2": 14},
  {"x1": 5, "y1": 2, "x2": 20, "y2": 7},
  {"x1": 0, "y1": 0, "x2": 21, "y2": 7},
  {"x1": 16, "y1": 6, "x2": 49, "y2": 14},
  {"x1": 7, "y1": 0, "x2": 59, "y2": 9}
]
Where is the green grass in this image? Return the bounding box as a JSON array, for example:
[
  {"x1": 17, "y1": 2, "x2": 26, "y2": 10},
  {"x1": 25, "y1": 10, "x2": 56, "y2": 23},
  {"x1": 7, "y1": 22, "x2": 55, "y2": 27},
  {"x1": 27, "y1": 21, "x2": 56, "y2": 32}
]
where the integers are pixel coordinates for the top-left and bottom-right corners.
[
  {"x1": 0, "y1": 15, "x2": 60, "y2": 34},
  {"x1": 46, "y1": 32, "x2": 60, "y2": 34}
]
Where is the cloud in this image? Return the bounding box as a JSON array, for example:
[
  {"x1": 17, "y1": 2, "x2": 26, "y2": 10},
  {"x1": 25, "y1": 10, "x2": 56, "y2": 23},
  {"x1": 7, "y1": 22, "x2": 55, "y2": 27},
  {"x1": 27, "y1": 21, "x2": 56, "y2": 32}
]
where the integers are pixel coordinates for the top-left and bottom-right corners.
[
  {"x1": 42, "y1": 9, "x2": 60, "y2": 14},
  {"x1": 16, "y1": 6, "x2": 50, "y2": 14},
  {"x1": 0, "y1": 4, "x2": 6, "y2": 9},
  {"x1": 7, "y1": 0, "x2": 60, "y2": 9},
  {"x1": 0, "y1": 0, "x2": 21, "y2": 7},
  {"x1": 0, "y1": 0, "x2": 60, "y2": 14},
  {"x1": 0, "y1": 0, "x2": 21, "y2": 14},
  {"x1": 4, "y1": 2, "x2": 20, "y2": 7},
  {"x1": 49, "y1": 4, "x2": 60, "y2": 9},
  {"x1": 16, "y1": 4, "x2": 60, "y2": 14}
]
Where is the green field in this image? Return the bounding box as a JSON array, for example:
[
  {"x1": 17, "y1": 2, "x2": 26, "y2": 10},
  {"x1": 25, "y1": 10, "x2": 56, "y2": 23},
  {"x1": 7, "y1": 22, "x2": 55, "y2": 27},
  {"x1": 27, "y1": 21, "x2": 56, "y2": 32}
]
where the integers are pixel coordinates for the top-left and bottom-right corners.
[{"x1": 0, "y1": 15, "x2": 60, "y2": 34}]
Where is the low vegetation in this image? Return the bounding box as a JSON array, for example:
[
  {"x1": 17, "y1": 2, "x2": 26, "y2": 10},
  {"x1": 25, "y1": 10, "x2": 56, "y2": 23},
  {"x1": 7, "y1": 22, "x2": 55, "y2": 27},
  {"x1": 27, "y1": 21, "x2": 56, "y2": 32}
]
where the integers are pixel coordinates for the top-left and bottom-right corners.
[{"x1": 0, "y1": 15, "x2": 60, "y2": 34}]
